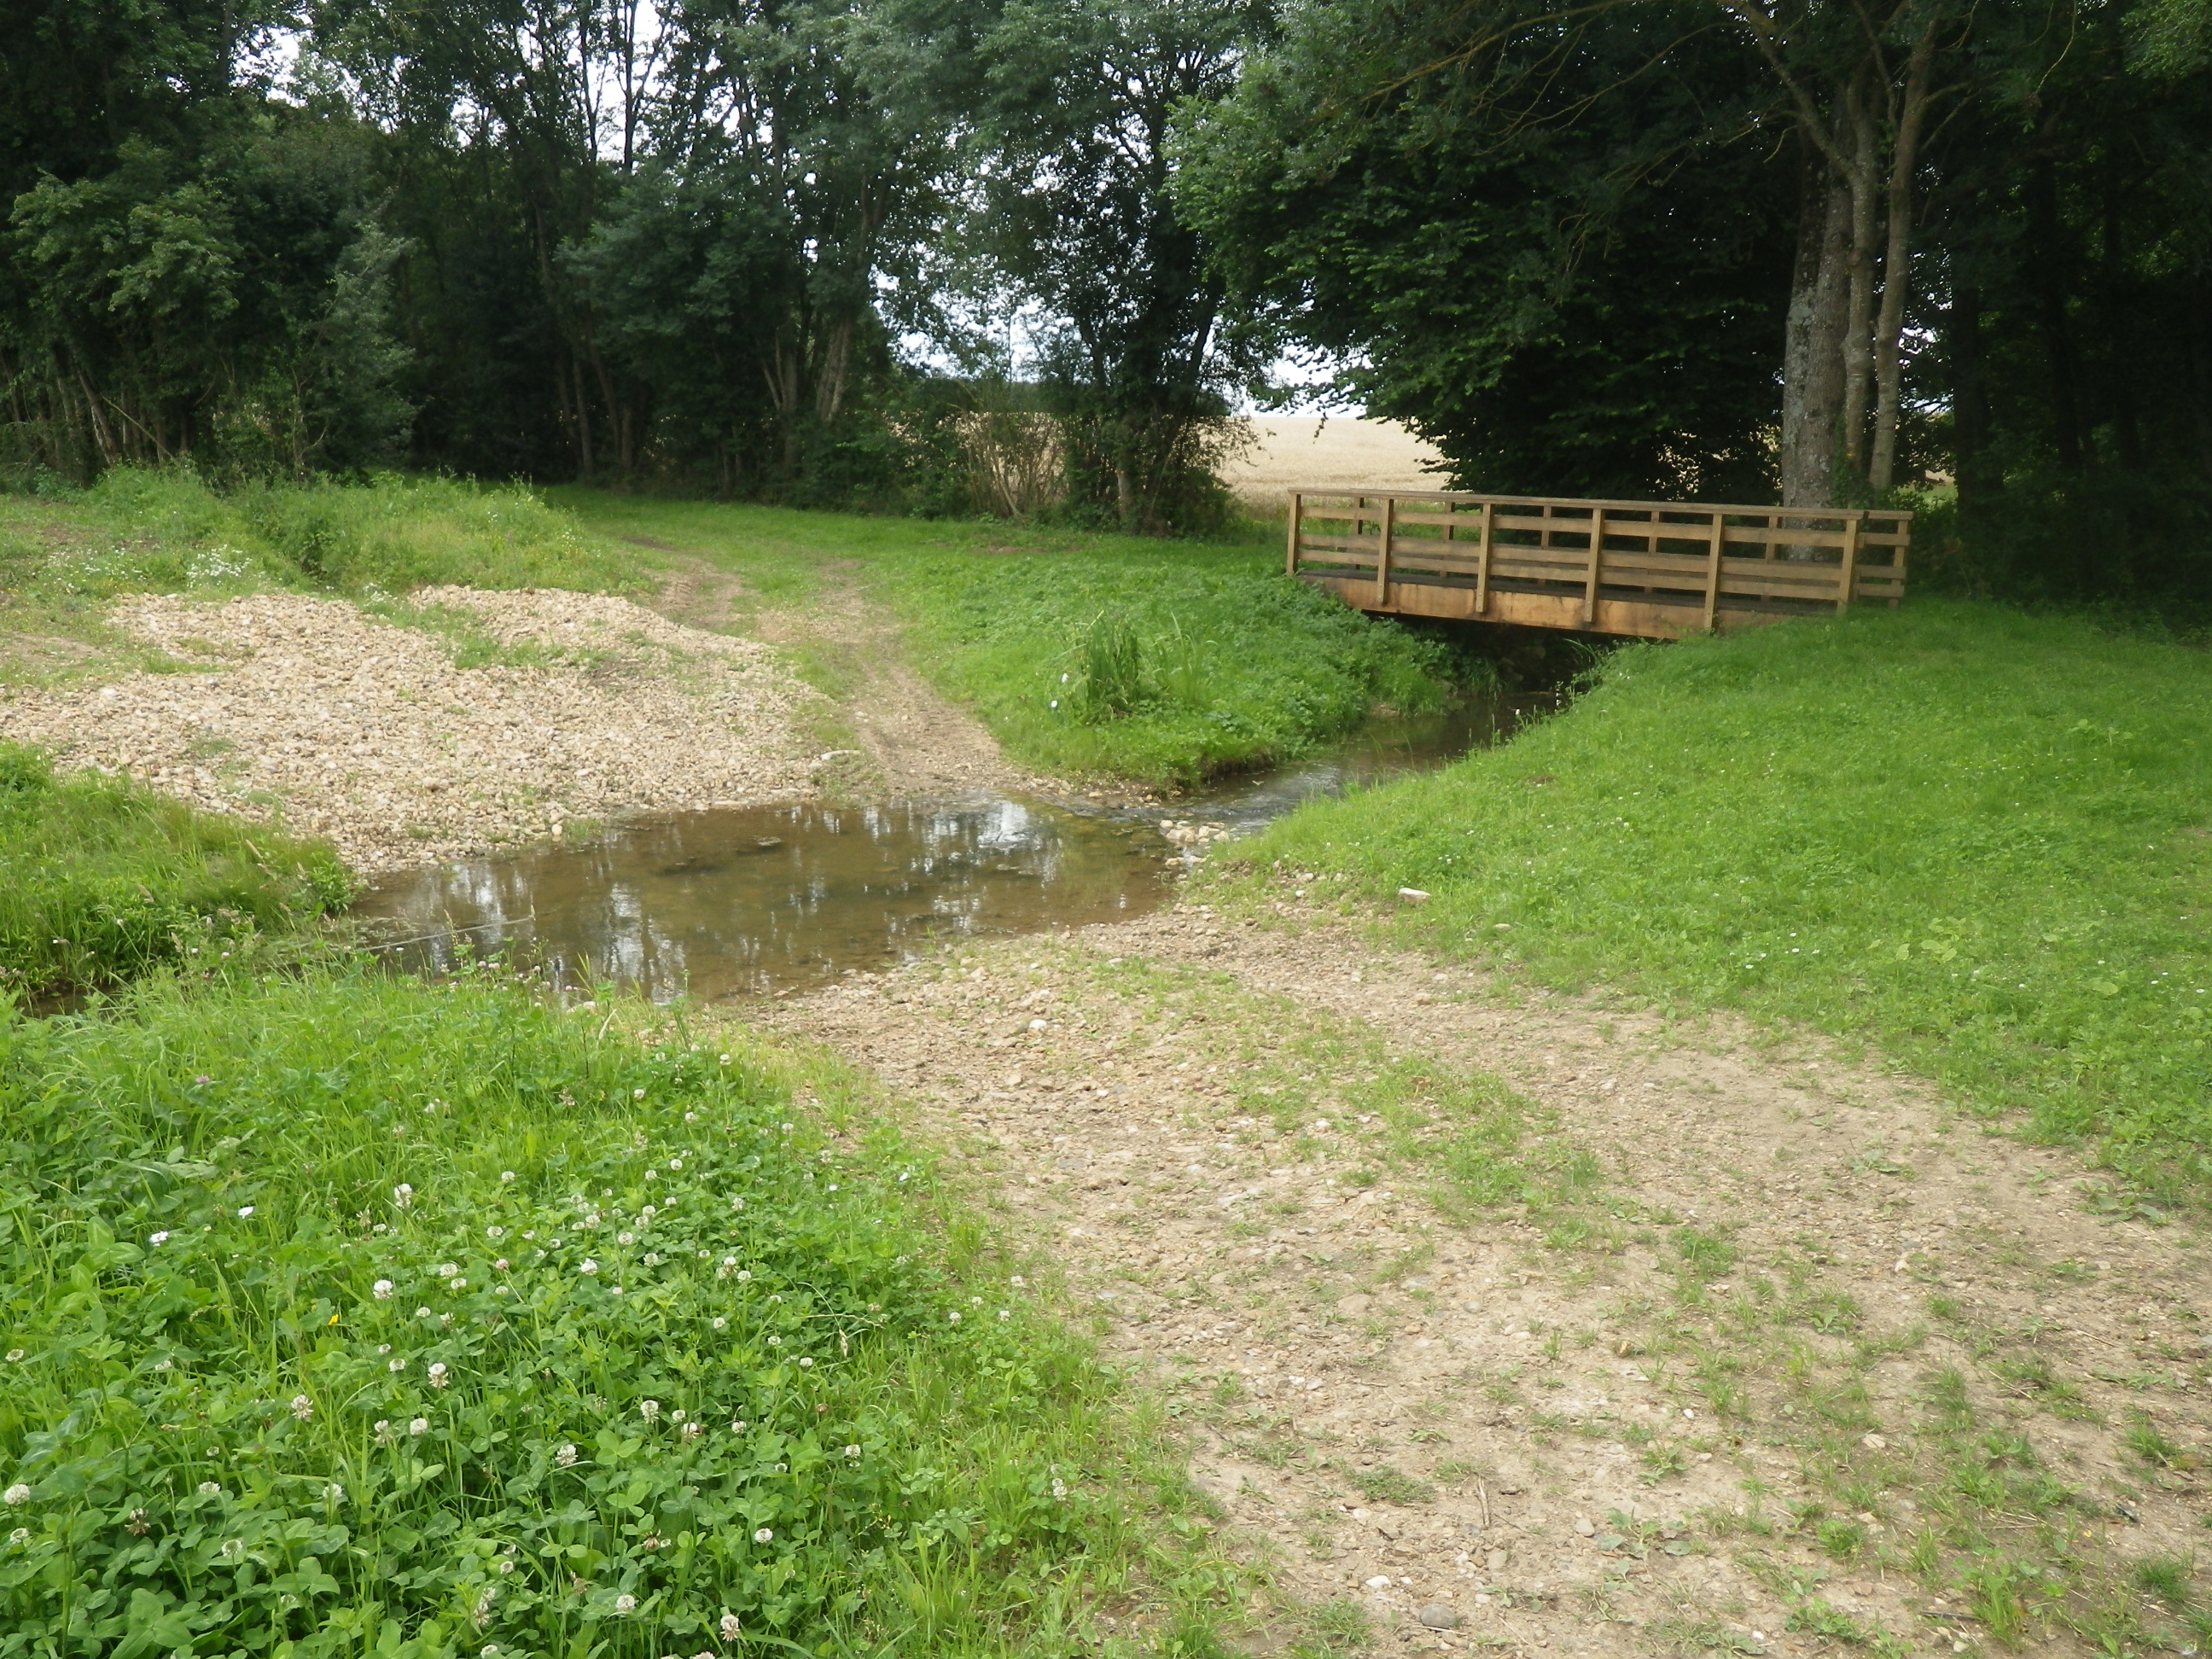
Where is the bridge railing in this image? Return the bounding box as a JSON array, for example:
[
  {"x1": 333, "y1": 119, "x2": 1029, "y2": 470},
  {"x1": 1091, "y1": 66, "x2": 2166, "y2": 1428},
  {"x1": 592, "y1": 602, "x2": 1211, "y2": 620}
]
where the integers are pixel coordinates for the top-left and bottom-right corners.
[{"x1": 1285, "y1": 488, "x2": 1910, "y2": 639}]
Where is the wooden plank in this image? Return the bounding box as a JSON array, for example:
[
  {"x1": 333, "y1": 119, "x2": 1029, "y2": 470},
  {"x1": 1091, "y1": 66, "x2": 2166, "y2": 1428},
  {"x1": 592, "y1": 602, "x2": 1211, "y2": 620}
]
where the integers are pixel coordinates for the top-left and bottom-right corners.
[
  {"x1": 1835, "y1": 514, "x2": 1860, "y2": 611},
  {"x1": 1375, "y1": 494, "x2": 1394, "y2": 606},
  {"x1": 1475, "y1": 500, "x2": 1494, "y2": 615},
  {"x1": 1703, "y1": 510, "x2": 1726, "y2": 630},
  {"x1": 1580, "y1": 507, "x2": 1607, "y2": 625},
  {"x1": 1286, "y1": 490, "x2": 1303, "y2": 575}
]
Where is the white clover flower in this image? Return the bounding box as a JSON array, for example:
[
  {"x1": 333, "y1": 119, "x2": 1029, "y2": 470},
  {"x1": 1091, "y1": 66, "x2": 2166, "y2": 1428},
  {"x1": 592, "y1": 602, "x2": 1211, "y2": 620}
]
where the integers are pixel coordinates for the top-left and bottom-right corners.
[
  {"x1": 149, "y1": 1231, "x2": 170, "y2": 1246},
  {"x1": 614, "y1": 1592, "x2": 637, "y2": 1614},
  {"x1": 448, "y1": 1278, "x2": 468, "y2": 1292},
  {"x1": 428, "y1": 1364, "x2": 450, "y2": 1388},
  {"x1": 667, "y1": 1158, "x2": 681, "y2": 1172},
  {"x1": 393, "y1": 1184, "x2": 413, "y2": 1208},
  {"x1": 798, "y1": 1358, "x2": 814, "y2": 1370},
  {"x1": 3, "y1": 1351, "x2": 21, "y2": 1363},
  {"x1": 1010, "y1": 1275, "x2": 1025, "y2": 1287},
  {"x1": 731, "y1": 1196, "x2": 746, "y2": 1211},
  {"x1": 633, "y1": 1089, "x2": 646, "y2": 1100},
  {"x1": 844, "y1": 1444, "x2": 861, "y2": 1458},
  {"x1": 730, "y1": 1419, "x2": 747, "y2": 1435},
  {"x1": 390, "y1": 1358, "x2": 407, "y2": 1372},
  {"x1": 643, "y1": 1254, "x2": 661, "y2": 1267},
  {"x1": 719, "y1": 1054, "x2": 731, "y2": 1066},
  {"x1": 1052, "y1": 1478, "x2": 1068, "y2": 1501},
  {"x1": 237, "y1": 1207, "x2": 254, "y2": 1219},
  {"x1": 682, "y1": 1422, "x2": 703, "y2": 1441},
  {"x1": 2, "y1": 1485, "x2": 27, "y2": 1506},
  {"x1": 220, "y1": 1538, "x2": 244, "y2": 1560},
  {"x1": 500, "y1": 1170, "x2": 516, "y2": 1184},
  {"x1": 482, "y1": 1647, "x2": 500, "y2": 1657},
  {"x1": 947, "y1": 1311, "x2": 961, "y2": 1324},
  {"x1": 766, "y1": 1336, "x2": 781, "y2": 1348},
  {"x1": 290, "y1": 1394, "x2": 314, "y2": 1420},
  {"x1": 8, "y1": 1528, "x2": 26, "y2": 1546},
  {"x1": 617, "y1": 1231, "x2": 634, "y2": 1247},
  {"x1": 498, "y1": 1558, "x2": 515, "y2": 1574},
  {"x1": 486, "y1": 1225, "x2": 504, "y2": 1240},
  {"x1": 579, "y1": 1260, "x2": 598, "y2": 1276},
  {"x1": 440, "y1": 1313, "x2": 455, "y2": 1327},
  {"x1": 416, "y1": 1307, "x2": 433, "y2": 1318},
  {"x1": 409, "y1": 1417, "x2": 428, "y2": 1436},
  {"x1": 372, "y1": 1279, "x2": 394, "y2": 1300},
  {"x1": 494, "y1": 1258, "x2": 509, "y2": 1272},
  {"x1": 640, "y1": 1400, "x2": 661, "y2": 1423},
  {"x1": 198, "y1": 1482, "x2": 221, "y2": 1497},
  {"x1": 753, "y1": 1528, "x2": 772, "y2": 1544},
  {"x1": 374, "y1": 1420, "x2": 394, "y2": 1443},
  {"x1": 556, "y1": 1444, "x2": 578, "y2": 1467},
  {"x1": 711, "y1": 1317, "x2": 727, "y2": 1331},
  {"x1": 998, "y1": 1310, "x2": 1010, "y2": 1321},
  {"x1": 437, "y1": 1263, "x2": 459, "y2": 1278},
  {"x1": 736, "y1": 1269, "x2": 751, "y2": 1283},
  {"x1": 326, "y1": 1484, "x2": 345, "y2": 1504},
  {"x1": 154, "y1": 1358, "x2": 173, "y2": 1372}
]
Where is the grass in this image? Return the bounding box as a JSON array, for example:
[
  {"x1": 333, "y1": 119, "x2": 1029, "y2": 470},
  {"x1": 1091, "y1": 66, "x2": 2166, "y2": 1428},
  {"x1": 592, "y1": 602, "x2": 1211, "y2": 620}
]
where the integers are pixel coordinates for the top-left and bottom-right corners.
[
  {"x1": 0, "y1": 962, "x2": 1228, "y2": 1658},
  {"x1": 1227, "y1": 600, "x2": 2212, "y2": 1196},
  {"x1": 555, "y1": 492, "x2": 1469, "y2": 789},
  {"x1": 0, "y1": 742, "x2": 351, "y2": 995}
]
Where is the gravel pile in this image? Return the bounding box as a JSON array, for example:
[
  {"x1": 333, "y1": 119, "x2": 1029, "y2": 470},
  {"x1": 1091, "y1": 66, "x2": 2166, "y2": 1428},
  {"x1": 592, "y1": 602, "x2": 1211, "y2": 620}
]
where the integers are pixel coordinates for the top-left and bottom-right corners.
[{"x1": 0, "y1": 588, "x2": 824, "y2": 870}]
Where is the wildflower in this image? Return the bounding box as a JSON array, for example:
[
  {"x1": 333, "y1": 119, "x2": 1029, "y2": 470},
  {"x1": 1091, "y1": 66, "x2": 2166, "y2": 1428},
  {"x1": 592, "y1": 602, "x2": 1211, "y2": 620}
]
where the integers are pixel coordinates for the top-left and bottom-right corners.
[
  {"x1": 125, "y1": 1506, "x2": 150, "y2": 1534},
  {"x1": 753, "y1": 1528, "x2": 773, "y2": 1544},
  {"x1": 486, "y1": 1225, "x2": 504, "y2": 1239},
  {"x1": 556, "y1": 1444, "x2": 578, "y2": 1467},
  {"x1": 393, "y1": 1184, "x2": 414, "y2": 1208},
  {"x1": 149, "y1": 1231, "x2": 170, "y2": 1246},
  {"x1": 719, "y1": 1054, "x2": 731, "y2": 1066},
  {"x1": 3, "y1": 1485, "x2": 27, "y2": 1506},
  {"x1": 579, "y1": 1259, "x2": 598, "y2": 1276},
  {"x1": 667, "y1": 1158, "x2": 681, "y2": 1171},
  {"x1": 498, "y1": 1557, "x2": 515, "y2": 1574},
  {"x1": 374, "y1": 1421, "x2": 395, "y2": 1443},
  {"x1": 670, "y1": 1409, "x2": 684, "y2": 1424},
  {"x1": 640, "y1": 1206, "x2": 657, "y2": 1223},
  {"x1": 1010, "y1": 1275, "x2": 1025, "y2": 1287},
  {"x1": 494, "y1": 1257, "x2": 509, "y2": 1272},
  {"x1": 947, "y1": 1311, "x2": 961, "y2": 1324},
  {"x1": 448, "y1": 1278, "x2": 468, "y2": 1292},
  {"x1": 844, "y1": 1444, "x2": 861, "y2": 1458},
  {"x1": 372, "y1": 1279, "x2": 394, "y2": 1300},
  {"x1": 500, "y1": 1170, "x2": 516, "y2": 1183},
  {"x1": 767, "y1": 1336, "x2": 782, "y2": 1347},
  {"x1": 614, "y1": 1593, "x2": 637, "y2": 1615},
  {"x1": 197, "y1": 1482, "x2": 221, "y2": 1497},
  {"x1": 438, "y1": 1263, "x2": 459, "y2": 1278},
  {"x1": 473, "y1": 1587, "x2": 497, "y2": 1626},
  {"x1": 633, "y1": 1089, "x2": 646, "y2": 1100},
  {"x1": 730, "y1": 1419, "x2": 748, "y2": 1434},
  {"x1": 483, "y1": 1649, "x2": 501, "y2": 1657},
  {"x1": 237, "y1": 1206, "x2": 254, "y2": 1219},
  {"x1": 6, "y1": 1528, "x2": 26, "y2": 1546},
  {"x1": 618, "y1": 1231, "x2": 635, "y2": 1246},
  {"x1": 409, "y1": 1417, "x2": 429, "y2": 1436},
  {"x1": 640, "y1": 1400, "x2": 661, "y2": 1423},
  {"x1": 682, "y1": 1421, "x2": 703, "y2": 1441},
  {"x1": 731, "y1": 1196, "x2": 746, "y2": 1211},
  {"x1": 154, "y1": 1357, "x2": 174, "y2": 1371},
  {"x1": 441, "y1": 1313, "x2": 455, "y2": 1326},
  {"x1": 326, "y1": 1484, "x2": 345, "y2": 1504},
  {"x1": 389, "y1": 1359, "x2": 406, "y2": 1372},
  {"x1": 684, "y1": 1110, "x2": 699, "y2": 1123},
  {"x1": 798, "y1": 1358, "x2": 813, "y2": 1370},
  {"x1": 1052, "y1": 1478, "x2": 1068, "y2": 1501},
  {"x1": 720, "y1": 1615, "x2": 743, "y2": 1641},
  {"x1": 3, "y1": 1351, "x2": 20, "y2": 1363},
  {"x1": 290, "y1": 1394, "x2": 315, "y2": 1420},
  {"x1": 643, "y1": 1253, "x2": 661, "y2": 1266},
  {"x1": 998, "y1": 1310, "x2": 1010, "y2": 1321},
  {"x1": 416, "y1": 1307, "x2": 433, "y2": 1318},
  {"x1": 428, "y1": 1363, "x2": 450, "y2": 1388},
  {"x1": 711, "y1": 1317, "x2": 727, "y2": 1330},
  {"x1": 220, "y1": 1538, "x2": 244, "y2": 1560}
]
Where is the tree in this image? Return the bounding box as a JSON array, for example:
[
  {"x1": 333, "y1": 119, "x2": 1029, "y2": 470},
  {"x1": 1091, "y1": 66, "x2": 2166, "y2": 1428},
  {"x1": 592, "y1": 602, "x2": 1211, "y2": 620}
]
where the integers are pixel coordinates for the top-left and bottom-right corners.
[{"x1": 967, "y1": 0, "x2": 1272, "y2": 529}]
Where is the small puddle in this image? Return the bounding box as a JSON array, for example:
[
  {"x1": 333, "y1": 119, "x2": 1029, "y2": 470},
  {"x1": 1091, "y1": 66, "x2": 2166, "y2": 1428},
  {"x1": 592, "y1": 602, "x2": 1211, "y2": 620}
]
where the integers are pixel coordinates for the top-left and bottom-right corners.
[{"x1": 353, "y1": 693, "x2": 1549, "y2": 1001}]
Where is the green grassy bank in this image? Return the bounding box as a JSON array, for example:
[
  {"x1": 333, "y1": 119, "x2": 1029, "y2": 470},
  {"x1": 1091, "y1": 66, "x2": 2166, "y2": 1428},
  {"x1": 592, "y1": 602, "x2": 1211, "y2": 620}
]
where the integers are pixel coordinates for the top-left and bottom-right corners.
[
  {"x1": 0, "y1": 964, "x2": 1220, "y2": 1658},
  {"x1": 1231, "y1": 601, "x2": 2212, "y2": 1197},
  {"x1": 0, "y1": 742, "x2": 350, "y2": 996}
]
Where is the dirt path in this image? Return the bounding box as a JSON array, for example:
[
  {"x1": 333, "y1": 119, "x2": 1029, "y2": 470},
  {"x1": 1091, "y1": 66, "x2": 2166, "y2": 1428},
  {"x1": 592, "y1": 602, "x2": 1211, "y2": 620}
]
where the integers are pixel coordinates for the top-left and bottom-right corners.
[{"x1": 759, "y1": 897, "x2": 2212, "y2": 1656}]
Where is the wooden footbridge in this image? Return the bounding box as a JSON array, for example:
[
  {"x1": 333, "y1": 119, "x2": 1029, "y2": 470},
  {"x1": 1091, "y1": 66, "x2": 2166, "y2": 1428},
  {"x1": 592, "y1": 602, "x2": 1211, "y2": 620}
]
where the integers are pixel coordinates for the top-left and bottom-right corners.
[{"x1": 1286, "y1": 488, "x2": 1909, "y2": 639}]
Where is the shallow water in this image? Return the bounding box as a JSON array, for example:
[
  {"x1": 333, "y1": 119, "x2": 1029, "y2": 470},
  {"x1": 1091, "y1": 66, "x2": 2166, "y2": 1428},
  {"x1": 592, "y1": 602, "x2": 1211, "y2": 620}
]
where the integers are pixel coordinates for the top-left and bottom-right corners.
[{"x1": 353, "y1": 695, "x2": 1545, "y2": 1000}]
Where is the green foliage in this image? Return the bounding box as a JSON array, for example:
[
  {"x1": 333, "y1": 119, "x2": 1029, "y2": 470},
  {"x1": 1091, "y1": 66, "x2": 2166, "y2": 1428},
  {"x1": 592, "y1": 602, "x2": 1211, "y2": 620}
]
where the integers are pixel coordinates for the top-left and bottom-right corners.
[
  {"x1": 1071, "y1": 612, "x2": 1150, "y2": 724},
  {"x1": 1350, "y1": 1465, "x2": 1435, "y2": 1505},
  {"x1": 0, "y1": 967, "x2": 1201, "y2": 1656},
  {"x1": 0, "y1": 742, "x2": 348, "y2": 994},
  {"x1": 1237, "y1": 602, "x2": 2212, "y2": 1196}
]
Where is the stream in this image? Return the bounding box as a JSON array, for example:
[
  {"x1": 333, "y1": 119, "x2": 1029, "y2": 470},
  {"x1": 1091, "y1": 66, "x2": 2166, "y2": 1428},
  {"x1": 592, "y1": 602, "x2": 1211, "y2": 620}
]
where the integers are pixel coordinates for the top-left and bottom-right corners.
[{"x1": 354, "y1": 694, "x2": 1547, "y2": 1001}]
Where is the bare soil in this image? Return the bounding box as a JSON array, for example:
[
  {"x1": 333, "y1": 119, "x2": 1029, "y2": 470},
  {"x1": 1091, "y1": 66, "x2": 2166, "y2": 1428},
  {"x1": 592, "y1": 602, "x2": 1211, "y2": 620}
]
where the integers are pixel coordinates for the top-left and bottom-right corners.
[{"x1": 758, "y1": 899, "x2": 2212, "y2": 1657}]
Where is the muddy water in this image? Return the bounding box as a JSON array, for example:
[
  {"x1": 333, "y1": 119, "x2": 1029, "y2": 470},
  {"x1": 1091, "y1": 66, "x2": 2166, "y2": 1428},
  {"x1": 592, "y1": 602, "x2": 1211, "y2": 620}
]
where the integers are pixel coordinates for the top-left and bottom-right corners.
[{"x1": 354, "y1": 696, "x2": 1544, "y2": 1000}]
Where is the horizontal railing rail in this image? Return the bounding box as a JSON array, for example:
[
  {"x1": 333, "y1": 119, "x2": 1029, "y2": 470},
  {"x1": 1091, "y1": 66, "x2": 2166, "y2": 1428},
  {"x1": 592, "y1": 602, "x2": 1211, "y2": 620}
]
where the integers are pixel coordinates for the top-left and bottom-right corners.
[{"x1": 1285, "y1": 488, "x2": 1909, "y2": 638}]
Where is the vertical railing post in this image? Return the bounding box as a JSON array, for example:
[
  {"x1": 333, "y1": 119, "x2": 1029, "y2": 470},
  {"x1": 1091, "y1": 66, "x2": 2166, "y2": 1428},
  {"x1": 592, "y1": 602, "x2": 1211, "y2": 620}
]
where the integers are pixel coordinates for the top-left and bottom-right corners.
[
  {"x1": 1702, "y1": 509, "x2": 1726, "y2": 631},
  {"x1": 1836, "y1": 510, "x2": 1861, "y2": 612},
  {"x1": 1580, "y1": 507, "x2": 1607, "y2": 626},
  {"x1": 1474, "y1": 499, "x2": 1494, "y2": 616},
  {"x1": 1286, "y1": 491, "x2": 1303, "y2": 576},
  {"x1": 1375, "y1": 493, "x2": 1394, "y2": 607}
]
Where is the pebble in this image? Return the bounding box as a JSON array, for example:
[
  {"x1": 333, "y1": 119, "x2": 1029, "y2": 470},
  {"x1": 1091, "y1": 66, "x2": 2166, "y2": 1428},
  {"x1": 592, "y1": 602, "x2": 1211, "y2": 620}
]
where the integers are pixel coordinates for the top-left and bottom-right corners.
[{"x1": 1417, "y1": 1605, "x2": 1464, "y2": 1630}]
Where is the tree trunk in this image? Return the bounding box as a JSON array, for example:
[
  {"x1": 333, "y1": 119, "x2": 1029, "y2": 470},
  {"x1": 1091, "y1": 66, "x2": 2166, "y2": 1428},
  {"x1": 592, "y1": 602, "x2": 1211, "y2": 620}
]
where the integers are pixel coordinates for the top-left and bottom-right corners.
[
  {"x1": 1868, "y1": 25, "x2": 1939, "y2": 491},
  {"x1": 1950, "y1": 287, "x2": 1998, "y2": 524},
  {"x1": 2026, "y1": 160, "x2": 2086, "y2": 474},
  {"x1": 1839, "y1": 81, "x2": 1880, "y2": 482},
  {"x1": 1781, "y1": 148, "x2": 1852, "y2": 508}
]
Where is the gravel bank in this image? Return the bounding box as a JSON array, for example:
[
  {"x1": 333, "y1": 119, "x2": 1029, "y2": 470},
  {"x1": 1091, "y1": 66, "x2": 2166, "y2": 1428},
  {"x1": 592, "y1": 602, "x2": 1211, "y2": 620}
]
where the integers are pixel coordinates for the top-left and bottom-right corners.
[{"x1": 0, "y1": 588, "x2": 824, "y2": 870}]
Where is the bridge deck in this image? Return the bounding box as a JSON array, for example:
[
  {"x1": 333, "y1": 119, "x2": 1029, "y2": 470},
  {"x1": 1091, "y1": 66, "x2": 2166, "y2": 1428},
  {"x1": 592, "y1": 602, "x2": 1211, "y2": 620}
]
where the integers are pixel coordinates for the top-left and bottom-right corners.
[{"x1": 1287, "y1": 488, "x2": 1909, "y2": 639}]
